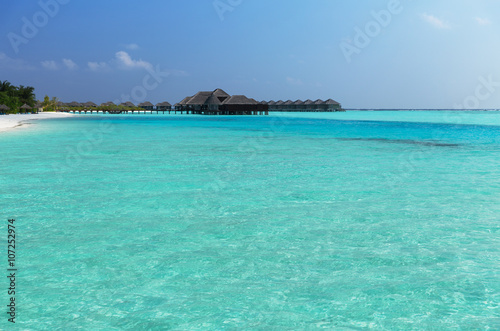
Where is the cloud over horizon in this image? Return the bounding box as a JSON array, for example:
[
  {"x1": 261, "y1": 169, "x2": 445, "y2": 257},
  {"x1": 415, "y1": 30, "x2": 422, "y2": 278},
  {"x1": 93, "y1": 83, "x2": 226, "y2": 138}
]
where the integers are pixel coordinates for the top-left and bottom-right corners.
[
  {"x1": 41, "y1": 60, "x2": 58, "y2": 70},
  {"x1": 0, "y1": 52, "x2": 35, "y2": 70},
  {"x1": 115, "y1": 51, "x2": 152, "y2": 70},
  {"x1": 86, "y1": 51, "x2": 153, "y2": 72},
  {"x1": 475, "y1": 17, "x2": 491, "y2": 26},
  {"x1": 124, "y1": 43, "x2": 139, "y2": 50},
  {"x1": 87, "y1": 61, "x2": 109, "y2": 72},
  {"x1": 62, "y1": 59, "x2": 78, "y2": 70},
  {"x1": 421, "y1": 13, "x2": 451, "y2": 29}
]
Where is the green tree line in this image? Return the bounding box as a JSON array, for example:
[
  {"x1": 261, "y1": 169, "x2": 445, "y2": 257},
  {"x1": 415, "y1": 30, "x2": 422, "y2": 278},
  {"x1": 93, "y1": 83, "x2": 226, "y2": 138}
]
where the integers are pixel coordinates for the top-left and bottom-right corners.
[{"x1": 0, "y1": 80, "x2": 36, "y2": 114}]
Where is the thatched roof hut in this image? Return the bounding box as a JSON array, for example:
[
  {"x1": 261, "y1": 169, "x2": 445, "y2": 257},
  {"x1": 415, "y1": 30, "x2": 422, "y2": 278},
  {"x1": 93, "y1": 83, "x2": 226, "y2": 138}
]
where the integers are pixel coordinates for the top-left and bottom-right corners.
[
  {"x1": 324, "y1": 99, "x2": 341, "y2": 111},
  {"x1": 204, "y1": 94, "x2": 222, "y2": 110},
  {"x1": 156, "y1": 101, "x2": 172, "y2": 110},
  {"x1": 119, "y1": 102, "x2": 134, "y2": 107},
  {"x1": 176, "y1": 89, "x2": 268, "y2": 113},
  {"x1": 283, "y1": 100, "x2": 294, "y2": 110},
  {"x1": 156, "y1": 101, "x2": 171, "y2": 107},
  {"x1": 274, "y1": 100, "x2": 285, "y2": 110},
  {"x1": 67, "y1": 101, "x2": 81, "y2": 107},
  {"x1": 175, "y1": 96, "x2": 193, "y2": 110},
  {"x1": 101, "y1": 102, "x2": 116, "y2": 107},
  {"x1": 292, "y1": 100, "x2": 304, "y2": 110},
  {"x1": 303, "y1": 99, "x2": 314, "y2": 110},
  {"x1": 186, "y1": 92, "x2": 212, "y2": 106},
  {"x1": 185, "y1": 92, "x2": 213, "y2": 110},
  {"x1": 83, "y1": 101, "x2": 97, "y2": 108},
  {"x1": 179, "y1": 96, "x2": 193, "y2": 105},
  {"x1": 223, "y1": 95, "x2": 257, "y2": 105},
  {"x1": 325, "y1": 99, "x2": 340, "y2": 105},
  {"x1": 138, "y1": 102, "x2": 154, "y2": 110},
  {"x1": 220, "y1": 95, "x2": 261, "y2": 112},
  {"x1": 20, "y1": 104, "x2": 33, "y2": 113},
  {"x1": 0, "y1": 104, "x2": 10, "y2": 113},
  {"x1": 212, "y1": 88, "x2": 230, "y2": 103}
]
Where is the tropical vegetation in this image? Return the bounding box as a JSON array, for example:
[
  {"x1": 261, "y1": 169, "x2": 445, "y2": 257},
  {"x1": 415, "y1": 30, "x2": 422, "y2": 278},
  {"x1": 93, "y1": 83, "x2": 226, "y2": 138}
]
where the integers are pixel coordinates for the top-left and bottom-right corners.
[{"x1": 0, "y1": 80, "x2": 36, "y2": 113}]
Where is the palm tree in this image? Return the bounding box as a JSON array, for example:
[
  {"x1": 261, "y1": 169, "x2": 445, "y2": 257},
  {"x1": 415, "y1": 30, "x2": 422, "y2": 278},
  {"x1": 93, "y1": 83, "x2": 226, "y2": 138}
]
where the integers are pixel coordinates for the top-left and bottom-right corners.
[
  {"x1": 17, "y1": 85, "x2": 36, "y2": 107},
  {"x1": 0, "y1": 80, "x2": 17, "y2": 100}
]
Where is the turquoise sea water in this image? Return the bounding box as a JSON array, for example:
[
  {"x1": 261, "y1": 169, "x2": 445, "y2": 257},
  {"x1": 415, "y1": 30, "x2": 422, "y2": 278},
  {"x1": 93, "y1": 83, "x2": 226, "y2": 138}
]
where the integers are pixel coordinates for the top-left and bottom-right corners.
[{"x1": 1, "y1": 111, "x2": 499, "y2": 330}]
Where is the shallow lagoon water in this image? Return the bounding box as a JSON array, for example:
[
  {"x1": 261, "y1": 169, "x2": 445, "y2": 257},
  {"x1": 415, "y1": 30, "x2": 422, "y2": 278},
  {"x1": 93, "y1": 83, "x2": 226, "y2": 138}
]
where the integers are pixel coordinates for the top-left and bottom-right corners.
[{"x1": 1, "y1": 111, "x2": 499, "y2": 329}]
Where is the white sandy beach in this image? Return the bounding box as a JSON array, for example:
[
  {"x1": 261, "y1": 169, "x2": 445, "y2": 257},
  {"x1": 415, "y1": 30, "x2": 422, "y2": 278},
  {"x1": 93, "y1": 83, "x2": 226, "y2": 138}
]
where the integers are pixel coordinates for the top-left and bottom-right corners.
[{"x1": 0, "y1": 112, "x2": 74, "y2": 133}]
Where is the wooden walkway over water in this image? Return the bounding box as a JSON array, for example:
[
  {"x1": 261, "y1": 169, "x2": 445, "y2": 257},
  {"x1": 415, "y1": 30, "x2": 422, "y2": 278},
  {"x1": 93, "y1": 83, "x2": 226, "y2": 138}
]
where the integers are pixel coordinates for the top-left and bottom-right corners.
[{"x1": 57, "y1": 109, "x2": 269, "y2": 115}]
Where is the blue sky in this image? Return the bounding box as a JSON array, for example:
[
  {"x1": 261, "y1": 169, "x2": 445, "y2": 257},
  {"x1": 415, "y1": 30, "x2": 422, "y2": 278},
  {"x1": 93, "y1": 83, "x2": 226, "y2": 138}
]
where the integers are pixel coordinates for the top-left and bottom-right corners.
[{"x1": 1, "y1": 0, "x2": 499, "y2": 109}]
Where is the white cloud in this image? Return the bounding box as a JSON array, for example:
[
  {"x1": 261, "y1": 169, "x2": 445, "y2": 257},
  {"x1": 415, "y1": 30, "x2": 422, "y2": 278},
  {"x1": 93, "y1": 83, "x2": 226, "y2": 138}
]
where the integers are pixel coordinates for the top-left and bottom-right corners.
[
  {"x1": 124, "y1": 43, "x2": 139, "y2": 50},
  {"x1": 475, "y1": 17, "x2": 491, "y2": 26},
  {"x1": 62, "y1": 58, "x2": 78, "y2": 70},
  {"x1": 421, "y1": 13, "x2": 451, "y2": 29},
  {"x1": 42, "y1": 59, "x2": 79, "y2": 71},
  {"x1": 88, "y1": 61, "x2": 108, "y2": 72},
  {"x1": 286, "y1": 77, "x2": 303, "y2": 86},
  {"x1": 171, "y1": 69, "x2": 188, "y2": 77},
  {"x1": 115, "y1": 51, "x2": 152, "y2": 70},
  {"x1": 41, "y1": 60, "x2": 58, "y2": 70},
  {"x1": 0, "y1": 52, "x2": 35, "y2": 70}
]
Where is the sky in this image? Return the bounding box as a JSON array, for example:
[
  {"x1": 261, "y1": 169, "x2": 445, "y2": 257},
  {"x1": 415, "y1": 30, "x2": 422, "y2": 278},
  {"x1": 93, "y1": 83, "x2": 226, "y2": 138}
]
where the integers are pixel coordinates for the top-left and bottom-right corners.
[{"x1": 1, "y1": 0, "x2": 500, "y2": 109}]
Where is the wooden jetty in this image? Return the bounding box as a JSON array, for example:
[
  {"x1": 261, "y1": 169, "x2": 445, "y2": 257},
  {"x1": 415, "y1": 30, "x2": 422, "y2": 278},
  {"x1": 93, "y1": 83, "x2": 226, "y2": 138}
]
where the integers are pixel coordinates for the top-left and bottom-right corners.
[
  {"x1": 55, "y1": 88, "x2": 344, "y2": 115},
  {"x1": 58, "y1": 108, "x2": 268, "y2": 115}
]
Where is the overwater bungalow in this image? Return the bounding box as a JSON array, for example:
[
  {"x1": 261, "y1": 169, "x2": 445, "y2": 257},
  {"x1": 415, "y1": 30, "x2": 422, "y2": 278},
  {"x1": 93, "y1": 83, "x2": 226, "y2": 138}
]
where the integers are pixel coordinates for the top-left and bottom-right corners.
[
  {"x1": 186, "y1": 92, "x2": 213, "y2": 111},
  {"x1": 249, "y1": 98, "x2": 260, "y2": 106},
  {"x1": 275, "y1": 100, "x2": 285, "y2": 111},
  {"x1": 156, "y1": 102, "x2": 172, "y2": 111},
  {"x1": 120, "y1": 101, "x2": 135, "y2": 108},
  {"x1": 67, "y1": 101, "x2": 81, "y2": 107},
  {"x1": 203, "y1": 95, "x2": 222, "y2": 111},
  {"x1": 303, "y1": 99, "x2": 314, "y2": 110},
  {"x1": 83, "y1": 101, "x2": 98, "y2": 108},
  {"x1": 212, "y1": 88, "x2": 230, "y2": 103},
  {"x1": 176, "y1": 89, "x2": 268, "y2": 115},
  {"x1": 176, "y1": 96, "x2": 193, "y2": 111},
  {"x1": 266, "y1": 98, "x2": 344, "y2": 112},
  {"x1": 138, "y1": 102, "x2": 154, "y2": 110},
  {"x1": 293, "y1": 100, "x2": 304, "y2": 111},
  {"x1": 219, "y1": 95, "x2": 260, "y2": 115},
  {"x1": 325, "y1": 99, "x2": 342, "y2": 111}
]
